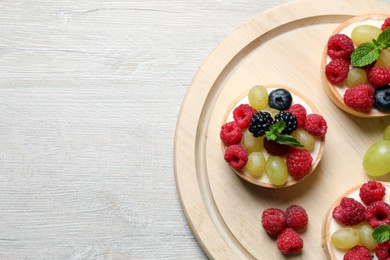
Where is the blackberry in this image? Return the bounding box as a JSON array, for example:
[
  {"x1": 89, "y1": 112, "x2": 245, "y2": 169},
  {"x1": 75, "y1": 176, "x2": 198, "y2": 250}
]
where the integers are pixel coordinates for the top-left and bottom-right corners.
[
  {"x1": 248, "y1": 111, "x2": 273, "y2": 137},
  {"x1": 274, "y1": 111, "x2": 298, "y2": 134}
]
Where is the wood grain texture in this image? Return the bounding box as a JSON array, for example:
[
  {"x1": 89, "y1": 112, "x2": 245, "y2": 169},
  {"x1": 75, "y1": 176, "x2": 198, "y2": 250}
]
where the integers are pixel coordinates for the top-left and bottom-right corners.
[{"x1": 0, "y1": 0, "x2": 389, "y2": 259}]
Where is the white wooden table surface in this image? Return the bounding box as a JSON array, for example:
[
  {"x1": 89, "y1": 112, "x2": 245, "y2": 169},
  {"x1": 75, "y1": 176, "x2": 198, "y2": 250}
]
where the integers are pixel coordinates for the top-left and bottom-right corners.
[{"x1": 0, "y1": 0, "x2": 389, "y2": 259}]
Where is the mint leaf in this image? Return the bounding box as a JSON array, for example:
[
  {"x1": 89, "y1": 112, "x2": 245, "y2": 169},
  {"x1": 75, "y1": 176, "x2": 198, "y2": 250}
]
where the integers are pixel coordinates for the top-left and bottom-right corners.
[
  {"x1": 373, "y1": 225, "x2": 390, "y2": 243},
  {"x1": 264, "y1": 120, "x2": 303, "y2": 147},
  {"x1": 275, "y1": 134, "x2": 303, "y2": 147},
  {"x1": 377, "y1": 27, "x2": 390, "y2": 48},
  {"x1": 351, "y1": 42, "x2": 381, "y2": 67}
]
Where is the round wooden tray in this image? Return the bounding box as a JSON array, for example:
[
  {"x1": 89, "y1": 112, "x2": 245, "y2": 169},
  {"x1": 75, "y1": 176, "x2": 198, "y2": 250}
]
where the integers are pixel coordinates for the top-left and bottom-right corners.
[{"x1": 174, "y1": 0, "x2": 390, "y2": 259}]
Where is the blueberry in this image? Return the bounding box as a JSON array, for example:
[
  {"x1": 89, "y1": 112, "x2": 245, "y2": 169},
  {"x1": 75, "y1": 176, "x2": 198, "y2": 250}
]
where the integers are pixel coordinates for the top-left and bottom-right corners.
[
  {"x1": 268, "y1": 88, "x2": 292, "y2": 110},
  {"x1": 374, "y1": 85, "x2": 390, "y2": 111}
]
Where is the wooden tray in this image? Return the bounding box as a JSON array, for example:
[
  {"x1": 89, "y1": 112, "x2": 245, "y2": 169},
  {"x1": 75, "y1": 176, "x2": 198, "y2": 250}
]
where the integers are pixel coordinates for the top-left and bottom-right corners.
[{"x1": 174, "y1": 0, "x2": 390, "y2": 259}]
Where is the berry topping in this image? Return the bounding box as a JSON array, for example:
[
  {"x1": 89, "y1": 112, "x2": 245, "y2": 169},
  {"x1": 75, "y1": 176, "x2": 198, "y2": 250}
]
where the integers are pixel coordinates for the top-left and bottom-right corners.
[
  {"x1": 365, "y1": 201, "x2": 390, "y2": 228},
  {"x1": 273, "y1": 111, "x2": 298, "y2": 135},
  {"x1": 285, "y1": 104, "x2": 306, "y2": 128},
  {"x1": 261, "y1": 208, "x2": 287, "y2": 236},
  {"x1": 368, "y1": 66, "x2": 390, "y2": 88},
  {"x1": 268, "y1": 88, "x2": 293, "y2": 110},
  {"x1": 223, "y1": 144, "x2": 248, "y2": 170},
  {"x1": 285, "y1": 205, "x2": 308, "y2": 231},
  {"x1": 381, "y1": 18, "x2": 390, "y2": 31},
  {"x1": 375, "y1": 86, "x2": 390, "y2": 111},
  {"x1": 276, "y1": 228, "x2": 303, "y2": 254},
  {"x1": 376, "y1": 240, "x2": 390, "y2": 260},
  {"x1": 327, "y1": 34, "x2": 355, "y2": 60},
  {"x1": 233, "y1": 104, "x2": 257, "y2": 129},
  {"x1": 359, "y1": 181, "x2": 386, "y2": 205},
  {"x1": 332, "y1": 197, "x2": 366, "y2": 226},
  {"x1": 344, "y1": 245, "x2": 372, "y2": 260},
  {"x1": 220, "y1": 121, "x2": 242, "y2": 146},
  {"x1": 263, "y1": 138, "x2": 289, "y2": 156},
  {"x1": 304, "y1": 113, "x2": 327, "y2": 137},
  {"x1": 343, "y1": 84, "x2": 375, "y2": 112},
  {"x1": 286, "y1": 148, "x2": 313, "y2": 179},
  {"x1": 325, "y1": 58, "x2": 350, "y2": 84},
  {"x1": 248, "y1": 111, "x2": 273, "y2": 137}
]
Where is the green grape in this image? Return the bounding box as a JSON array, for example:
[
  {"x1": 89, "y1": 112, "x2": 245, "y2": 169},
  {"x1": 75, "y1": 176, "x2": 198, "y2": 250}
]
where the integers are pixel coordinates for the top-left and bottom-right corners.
[
  {"x1": 351, "y1": 25, "x2": 382, "y2": 46},
  {"x1": 291, "y1": 128, "x2": 316, "y2": 152},
  {"x1": 376, "y1": 48, "x2": 390, "y2": 69},
  {"x1": 242, "y1": 129, "x2": 264, "y2": 152},
  {"x1": 248, "y1": 85, "x2": 268, "y2": 111},
  {"x1": 363, "y1": 140, "x2": 390, "y2": 176},
  {"x1": 245, "y1": 152, "x2": 266, "y2": 178},
  {"x1": 266, "y1": 156, "x2": 288, "y2": 186},
  {"x1": 331, "y1": 228, "x2": 359, "y2": 250},
  {"x1": 358, "y1": 224, "x2": 377, "y2": 250},
  {"x1": 384, "y1": 125, "x2": 390, "y2": 141},
  {"x1": 344, "y1": 68, "x2": 367, "y2": 87}
]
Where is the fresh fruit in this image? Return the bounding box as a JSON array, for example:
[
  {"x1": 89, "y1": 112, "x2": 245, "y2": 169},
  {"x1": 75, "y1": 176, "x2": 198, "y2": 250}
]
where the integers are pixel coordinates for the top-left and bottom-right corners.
[
  {"x1": 376, "y1": 240, "x2": 390, "y2": 259},
  {"x1": 344, "y1": 68, "x2": 367, "y2": 87},
  {"x1": 363, "y1": 140, "x2": 390, "y2": 176},
  {"x1": 368, "y1": 66, "x2": 390, "y2": 87},
  {"x1": 248, "y1": 85, "x2": 268, "y2": 111},
  {"x1": 220, "y1": 121, "x2": 242, "y2": 146},
  {"x1": 331, "y1": 227, "x2": 360, "y2": 250},
  {"x1": 245, "y1": 152, "x2": 266, "y2": 178},
  {"x1": 273, "y1": 111, "x2": 297, "y2": 134},
  {"x1": 304, "y1": 114, "x2": 328, "y2": 137},
  {"x1": 291, "y1": 129, "x2": 316, "y2": 151},
  {"x1": 351, "y1": 24, "x2": 382, "y2": 46},
  {"x1": 358, "y1": 224, "x2": 377, "y2": 250},
  {"x1": 266, "y1": 156, "x2": 288, "y2": 186},
  {"x1": 365, "y1": 201, "x2": 390, "y2": 228},
  {"x1": 268, "y1": 89, "x2": 292, "y2": 110},
  {"x1": 233, "y1": 104, "x2": 257, "y2": 129},
  {"x1": 374, "y1": 86, "x2": 390, "y2": 111},
  {"x1": 223, "y1": 144, "x2": 248, "y2": 170},
  {"x1": 248, "y1": 111, "x2": 273, "y2": 137},
  {"x1": 276, "y1": 228, "x2": 303, "y2": 254},
  {"x1": 263, "y1": 139, "x2": 289, "y2": 156},
  {"x1": 381, "y1": 17, "x2": 390, "y2": 30},
  {"x1": 285, "y1": 104, "x2": 306, "y2": 128},
  {"x1": 242, "y1": 128, "x2": 264, "y2": 153},
  {"x1": 332, "y1": 197, "x2": 366, "y2": 226},
  {"x1": 285, "y1": 205, "x2": 308, "y2": 231},
  {"x1": 376, "y1": 48, "x2": 390, "y2": 68},
  {"x1": 385, "y1": 125, "x2": 390, "y2": 140},
  {"x1": 286, "y1": 148, "x2": 313, "y2": 179},
  {"x1": 343, "y1": 245, "x2": 372, "y2": 260},
  {"x1": 327, "y1": 34, "x2": 355, "y2": 60},
  {"x1": 359, "y1": 181, "x2": 386, "y2": 205},
  {"x1": 261, "y1": 208, "x2": 287, "y2": 236},
  {"x1": 325, "y1": 58, "x2": 350, "y2": 84},
  {"x1": 343, "y1": 84, "x2": 375, "y2": 112}
]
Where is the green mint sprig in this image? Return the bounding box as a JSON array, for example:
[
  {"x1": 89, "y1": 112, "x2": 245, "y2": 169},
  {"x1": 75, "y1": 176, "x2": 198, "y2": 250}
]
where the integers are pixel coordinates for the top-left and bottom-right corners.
[
  {"x1": 265, "y1": 120, "x2": 303, "y2": 147},
  {"x1": 351, "y1": 27, "x2": 390, "y2": 67},
  {"x1": 372, "y1": 224, "x2": 390, "y2": 243}
]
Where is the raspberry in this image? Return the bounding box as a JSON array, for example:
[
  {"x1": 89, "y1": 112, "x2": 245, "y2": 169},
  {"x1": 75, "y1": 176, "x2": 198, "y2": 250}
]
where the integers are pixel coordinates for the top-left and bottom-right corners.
[
  {"x1": 285, "y1": 205, "x2": 308, "y2": 231},
  {"x1": 285, "y1": 104, "x2": 306, "y2": 128},
  {"x1": 344, "y1": 245, "x2": 372, "y2": 260},
  {"x1": 368, "y1": 66, "x2": 390, "y2": 88},
  {"x1": 376, "y1": 240, "x2": 390, "y2": 260},
  {"x1": 249, "y1": 111, "x2": 273, "y2": 137},
  {"x1": 365, "y1": 201, "x2": 390, "y2": 228},
  {"x1": 286, "y1": 148, "x2": 313, "y2": 179},
  {"x1": 325, "y1": 58, "x2": 350, "y2": 84},
  {"x1": 343, "y1": 84, "x2": 375, "y2": 112},
  {"x1": 264, "y1": 139, "x2": 289, "y2": 156},
  {"x1": 381, "y1": 17, "x2": 390, "y2": 31},
  {"x1": 276, "y1": 228, "x2": 303, "y2": 254},
  {"x1": 261, "y1": 208, "x2": 286, "y2": 236},
  {"x1": 220, "y1": 121, "x2": 242, "y2": 146},
  {"x1": 223, "y1": 144, "x2": 248, "y2": 170},
  {"x1": 233, "y1": 104, "x2": 256, "y2": 129},
  {"x1": 359, "y1": 181, "x2": 386, "y2": 205},
  {"x1": 304, "y1": 113, "x2": 327, "y2": 137},
  {"x1": 332, "y1": 197, "x2": 366, "y2": 226},
  {"x1": 327, "y1": 34, "x2": 354, "y2": 60},
  {"x1": 273, "y1": 111, "x2": 298, "y2": 134}
]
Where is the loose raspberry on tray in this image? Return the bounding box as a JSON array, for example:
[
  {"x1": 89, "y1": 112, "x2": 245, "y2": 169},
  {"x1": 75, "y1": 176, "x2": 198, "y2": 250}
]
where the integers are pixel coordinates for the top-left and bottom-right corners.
[
  {"x1": 359, "y1": 181, "x2": 386, "y2": 205},
  {"x1": 233, "y1": 103, "x2": 257, "y2": 129},
  {"x1": 220, "y1": 121, "x2": 242, "y2": 146},
  {"x1": 276, "y1": 228, "x2": 303, "y2": 254},
  {"x1": 223, "y1": 144, "x2": 248, "y2": 170},
  {"x1": 332, "y1": 197, "x2": 366, "y2": 226},
  {"x1": 286, "y1": 148, "x2": 313, "y2": 179},
  {"x1": 343, "y1": 84, "x2": 375, "y2": 112},
  {"x1": 365, "y1": 201, "x2": 390, "y2": 228},
  {"x1": 325, "y1": 58, "x2": 350, "y2": 85},
  {"x1": 344, "y1": 245, "x2": 372, "y2": 260},
  {"x1": 261, "y1": 208, "x2": 287, "y2": 236},
  {"x1": 327, "y1": 34, "x2": 355, "y2": 60},
  {"x1": 304, "y1": 114, "x2": 327, "y2": 137},
  {"x1": 285, "y1": 205, "x2": 308, "y2": 231}
]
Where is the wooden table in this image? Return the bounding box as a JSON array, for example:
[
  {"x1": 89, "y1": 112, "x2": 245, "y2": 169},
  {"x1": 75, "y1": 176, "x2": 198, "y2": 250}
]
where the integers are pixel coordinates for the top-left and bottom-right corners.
[{"x1": 0, "y1": 0, "x2": 389, "y2": 259}]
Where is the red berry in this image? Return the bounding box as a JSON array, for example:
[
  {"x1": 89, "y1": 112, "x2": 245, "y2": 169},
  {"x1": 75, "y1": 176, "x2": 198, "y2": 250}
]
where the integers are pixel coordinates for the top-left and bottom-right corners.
[
  {"x1": 261, "y1": 208, "x2": 287, "y2": 236},
  {"x1": 220, "y1": 121, "x2": 242, "y2": 146},
  {"x1": 325, "y1": 58, "x2": 350, "y2": 84},
  {"x1": 276, "y1": 228, "x2": 303, "y2": 254},
  {"x1": 368, "y1": 66, "x2": 390, "y2": 88},
  {"x1": 304, "y1": 113, "x2": 327, "y2": 137},
  {"x1": 332, "y1": 197, "x2": 366, "y2": 226},
  {"x1": 376, "y1": 240, "x2": 390, "y2": 260},
  {"x1": 343, "y1": 84, "x2": 374, "y2": 112},
  {"x1": 263, "y1": 138, "x2": 289, "y2": 156},
  {"x1": 233, "y1": 104, "x2": 256, "y2": 129},
  {"x1": 223, "y1": 144, "x2": 248, "y2": 170},
  {"x1": 286, "y1": 148, "x2": 313, "y2": 179},
  {"x1": 285, "y1": 205, "x2": 308, "y2": 231},
  {"x1": 359, "y1": 181, "x2": 386, "y2": 205},
  {"x1": 365, "y1": 201, "x2": 390, "y2": 228},
  {"x1": 327, "y1": 34, "x2": 354, "y2": 60},
  {"x1": 285, "y1": 104, "x2": 306, "y2": 128},
  {"x1": 381, "y1": 17, "x2": 390, "y2": 31},
  {"x1": 344, "y1": 245, "x2": 372, "y2": 260}
]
